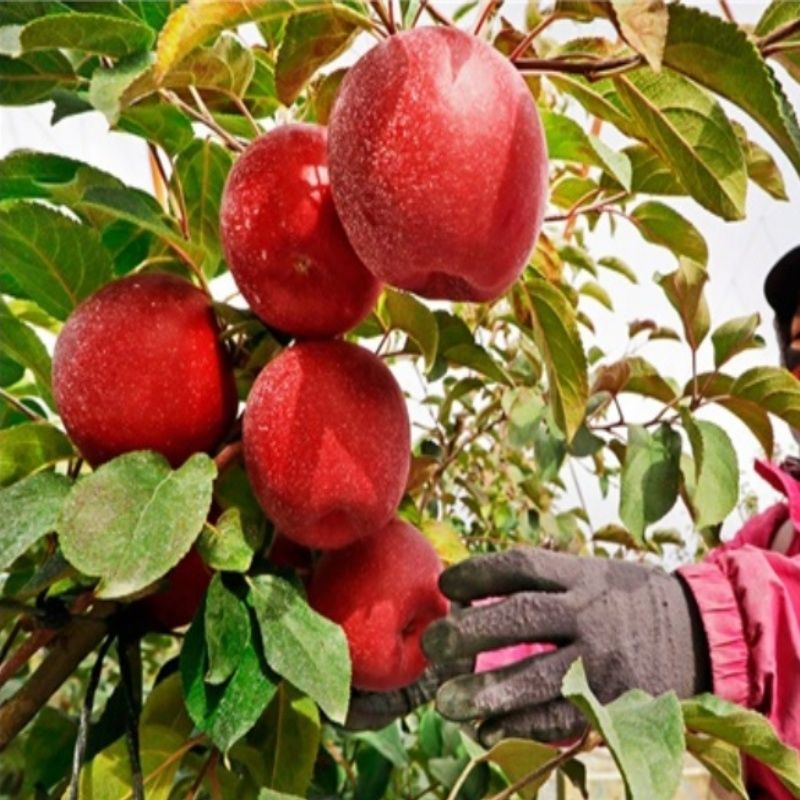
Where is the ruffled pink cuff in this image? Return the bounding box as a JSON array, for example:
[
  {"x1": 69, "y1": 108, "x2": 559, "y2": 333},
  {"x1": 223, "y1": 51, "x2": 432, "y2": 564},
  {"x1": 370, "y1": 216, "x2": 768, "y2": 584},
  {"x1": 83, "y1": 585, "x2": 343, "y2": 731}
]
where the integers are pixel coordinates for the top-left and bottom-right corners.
[{"x1": 678, "y1": 560, "x2": 751, "y2": 707}]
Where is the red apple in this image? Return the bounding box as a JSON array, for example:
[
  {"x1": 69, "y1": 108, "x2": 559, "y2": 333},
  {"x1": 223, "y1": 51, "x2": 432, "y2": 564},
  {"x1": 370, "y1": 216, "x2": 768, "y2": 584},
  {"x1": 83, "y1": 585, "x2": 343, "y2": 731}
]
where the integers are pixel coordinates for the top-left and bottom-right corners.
[
  {"x1": 137, "y1": 547, "x2": 212, "y2": 632},
  {"x1": 328, "y1": 26, "x2": 548, "y2": 302},
  {"x1": 308, "y1": 519, "x2": 449, "y2": 691},
  {"x1": 243, "y1": 340, "x2": 410, "y2": 550},
  {"x1": 220, "y1": 123, "x2": 381, "y2": 338},
  {"x1": 53, "y1": 273, "x2": 237, "y2": 468}
]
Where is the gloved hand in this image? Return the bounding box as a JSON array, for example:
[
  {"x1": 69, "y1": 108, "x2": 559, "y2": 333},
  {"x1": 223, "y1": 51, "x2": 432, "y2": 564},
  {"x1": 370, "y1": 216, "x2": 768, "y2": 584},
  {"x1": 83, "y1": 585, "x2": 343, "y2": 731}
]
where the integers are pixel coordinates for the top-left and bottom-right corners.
[{"x1": 421, "y1": 547, "x2": 711, "y2": 747}]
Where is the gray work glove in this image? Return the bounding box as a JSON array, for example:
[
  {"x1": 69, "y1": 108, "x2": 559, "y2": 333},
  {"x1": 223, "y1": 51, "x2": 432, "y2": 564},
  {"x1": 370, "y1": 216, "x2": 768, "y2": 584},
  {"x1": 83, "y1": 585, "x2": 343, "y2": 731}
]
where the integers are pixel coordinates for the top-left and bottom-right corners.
[{"x1": 421, "y1": 548, "x2": 710, "y2": 747}]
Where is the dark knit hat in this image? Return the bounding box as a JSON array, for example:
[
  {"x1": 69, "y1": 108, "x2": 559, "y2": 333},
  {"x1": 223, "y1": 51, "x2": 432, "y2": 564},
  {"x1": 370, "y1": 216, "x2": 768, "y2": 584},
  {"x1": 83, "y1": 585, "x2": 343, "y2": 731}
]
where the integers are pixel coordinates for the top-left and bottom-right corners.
[{"x1": 765, "y1": 246, "x2": 800, "y2": 320}]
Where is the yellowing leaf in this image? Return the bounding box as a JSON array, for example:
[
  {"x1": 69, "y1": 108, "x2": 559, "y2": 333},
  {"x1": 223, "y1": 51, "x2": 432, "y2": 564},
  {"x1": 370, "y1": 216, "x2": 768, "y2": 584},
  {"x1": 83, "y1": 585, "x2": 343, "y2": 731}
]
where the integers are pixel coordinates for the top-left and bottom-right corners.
[{"x1": 610, "y1": 0, "x2": 668, "y2": 70}]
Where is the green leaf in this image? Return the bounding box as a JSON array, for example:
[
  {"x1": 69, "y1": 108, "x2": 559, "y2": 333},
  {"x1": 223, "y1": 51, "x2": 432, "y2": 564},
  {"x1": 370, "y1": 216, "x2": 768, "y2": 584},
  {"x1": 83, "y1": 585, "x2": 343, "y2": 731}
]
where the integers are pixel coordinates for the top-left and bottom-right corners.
[
  {"x1": 0, "y1": 2, "x2": 71, "y2": 26},
  {"x1": 598, "y1": 255, "x2": 638, "y2": 283},
  {"x1": 0, "y1": 423, "x2": 73, "y2": 487},
  {"x1": 9, "y1": 13, "x2": 154, "y2": 58},
  {"x1": 260, "y1": 683, "x2": 321, "y2": 795},
  {"x1": 20, "y1": 706, "x2": 76, "y2": 795},
  {"x1": 579, "y1": 281, "x2": 613, "y2": 310},
  {"x1": 58, "y1": 451, "x2": 215, "y2": 599},
  {"x1": 601, "y1": 144, "x2": 686, "y2": 195},
  {"x1": 655, "y1": 259, "x2": 710, "y2": 351},
  {"x1": 664, "y1": 4, "x2": 800, "y2": 179},
  {"x1": 276, "y1": 7, "x2": 360, "y2": 105},
  {"x1": 352, "y1": 722, "x2": 409, "y2": 769},
  {"x1": 541, "y1": 109, "x2": 632, "y2": 189},
  {"x1": 0, "y1": 202, "x2": 113, "y2": 321},
  {"x1": 171, "y1": 138, "x2": 233, "y2": 277},
  {"x1": 310, "y1": 66, "x2": 346, "y2": 124},
  {"x1": 0, "y1": 471, "x2": 70, "y2": 570},
  {"x1": 0, "y1": 298, "x2": 54, "y2": 406},
  {"x1": 620, "y1": 423, "x2": 681, "y2": 542},
  {"x1": 563, "y1": 659, "x2": 685, "y2": 800},
  {"x1": 88, "y1": 50, "x2": 154, "y2": 122},
  {"x1": 524, "y1": 277, "x2": 589, "y2": 442},
  {"x1": 420, "y1": 520, "x2": 470, "y2": 566},
  {"x1": 680, "y1": 415, "x2": 738, "y2": 530},
  {"x1": 712, "y1": 313, "x2": 764, "y2": 368},
  {"x1": 198, "y1": 508, "x2": 257, "y2": 573},
  {"x1": 609, "y1": 0, "x2": 667, "y2": 70},
  {"x1": 685, "y1": 733, "x2": 747, "y2": 799},
  {"x1": 682, "y1": 694, "x2": 800, "y2": 796},
  {"x1": 181, "y1": 597, "x2": 277, "y2": 753},
  {"x1": 613, "y1": 69, "x2": 747, "y2": 220},
  {"x1": 79, "y1": 725, "x2": 186, "y2": 800},
  {"x1": 0, "y1": 50, "x2": 76, "y2": 106},
  {"x1": 205, "y1": 574, "x2": 250, "y2": 686},
  {"x1": 729, "y1": 366, "x2": 800, "y2": 430},
  {"x1": 248, "y1": 574, "x2": 351, "y2": 724},
  {"x1": 481, "y1": 738, "x2": 559, "y2": 799},
  {"x1": 383, "y1": 289, "x2": 439, "y2": 370},
  {"x1": 630, "y1": 201, "x2": 708, "y2": 266},
  {"x1": 139, "y1": 672, "x2": 194, "y2": 740},
  {"x1": 258, "y1": 792, "x2": 304, "y2": 800},
  {"x1": 116, "y1": 102, "x2": 194, "y2": 155},
  {"x1": 443, "y1": 343, "x2": 511, "y2": 386}
]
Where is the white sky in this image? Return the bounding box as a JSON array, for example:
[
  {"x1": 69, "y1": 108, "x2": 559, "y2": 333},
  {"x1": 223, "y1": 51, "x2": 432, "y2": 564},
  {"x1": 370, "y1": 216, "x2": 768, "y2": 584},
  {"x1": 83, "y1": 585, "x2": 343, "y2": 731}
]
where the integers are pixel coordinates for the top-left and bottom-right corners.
[{"x1": 1, "y1": 1, "x2": 798, "y2": 545}]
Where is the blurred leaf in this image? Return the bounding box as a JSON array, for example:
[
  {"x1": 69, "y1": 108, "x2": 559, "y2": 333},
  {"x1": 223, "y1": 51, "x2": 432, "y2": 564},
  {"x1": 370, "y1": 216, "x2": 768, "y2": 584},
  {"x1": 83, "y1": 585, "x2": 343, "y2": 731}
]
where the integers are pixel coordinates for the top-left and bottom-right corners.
[
  {"x1": 0, "y1": 471, "x2": 70, "y2": 569},
  {"x1": 444, "y1": 344, "x2": 511, "y2": 386},
  {"x1": 352, "y1": 722, "x2": 409, "y2": 768},
  {"x1": 88, "y1": 50, "x2": 154, "y2": 122},
  {"x1": 246, "y1": 50, "x2": 280, "y2": 119},
  {"x1": 0, "y1": 202, "x2": 113, "y2": 321},
  {"x1": 614, "y1": 69, "x2": 746, "y2": 220},
  {"x1": 276, "y1": 7, "x2": 360, "y2": 104},
  {"x1": 126, "y1": 0, "x2": 185, "y2": 32},
  {"x1": 0, "y1": 423, "x2": 73, "y2": 487},
  {"x1": 310, "y1": 67, "x2": 346, "y2": 124},
  {"x1": 154, "y1": 1, "x2": 369, "y2": 80},
  {"x1": 248, "y1": 574, "x2": 351, "y2": 723},
  {"x1": 685, "y1": 733, "x2": 747, "y2": 799},
  {"x1": 756, "y1": 2, "x2": 800, "y2": 83},
  {"x1": 609, "y1": 0, "x2": 667, "y2": 70},
  {"x1": 579, "y1": 281, "x2": 612, "y2": 310},
  {"x1": 58, "y1": 451, "x2": 215, "y2": 599},
  {"x1": 182, "y1": 596, "x2": 278, "y2": 753},
  {"x1": 541, "y1": 110, "x2": 632, "y2": 189},
  {"x1": 355, "y1": 748, "x2": 394, "y2": 800},
  {"x1": 680, "y1": 414, "x2": 738, "y2": 530},
  {"x1": 258, "y1": 792, "x2": 304, "y2": 800},
  {"x1": 631, "y1": 201, "x2": 708, "y2": 266},
  {"x1": 420, "y1": 520, "x2": 469, "y2": 566},
  {"x1": 549, "y1": 175, "x2": 599, "y2": 210},
  {"x1": 601, "y1": 144, "x2": 685, "y2": 195},
  {"x1": 598, "y1": 255, "x2": 638, "y2": 283},
  {"x1": 0, "y1": 50, "x2": 76, "y2": 106},
  {"x1": 620, "y1": 424, "x2": 681, "y2": 542},
  {"x1": 6, "y1": 13, "x2": 154, "y2": 58},
  {"x1": 205, "y1": 574, "x2": 250, "y2": 685},
  {"x1": 655, "y1": 259, "x2": 710, "y2": 351},
  {"x1": 712, "y1": 313, "x2": 764, "y2": 368},
  {"x1": 593, "y1": 523, "x2": 641, "y2": 549},
  {"x1": 664, "y1": 4, "x2": 800, "y2": 179},
  {"x1": 524, "y1": 278, "x2": 588, "y2": 442},
  {"x1": 384, "y1": 288, "x2": 439, "y2": 370},
  {"x1": 682, "y1": 694, "x2": 800, "y2": 796},
  {"x1": 198, "y1": 507, "x2": 257, "y2": 573},
  {"x1": 563, "y1": 659, "x2": 685, "y2": 800},
  {"x1": 481, "y1": 738, "x2": 559, "y2": 800},
  {"x1": 117, "y1": 102, "x2": 194, "y2": 155},
  {"x1": 21, "y1": 706, "x2": 76, "y2": 795},
  {"x1": 261, "y1": 683, "x2": 321, "y2": 795},
  {"x1": 171, "y1": 138, "x2": 233, "y2": 277},
  {"x1": 729, "y1": 366, "x2": 800, "y2": 430},
  {"x1": 140, "y1": 672, "x2": 193, "y2": 739},
  {"x1": 0, "y1": 298, "x2": 54, "y2": 406},
  {"x1": 0, "y1": 2, "x2": 71, "y2": 26}
]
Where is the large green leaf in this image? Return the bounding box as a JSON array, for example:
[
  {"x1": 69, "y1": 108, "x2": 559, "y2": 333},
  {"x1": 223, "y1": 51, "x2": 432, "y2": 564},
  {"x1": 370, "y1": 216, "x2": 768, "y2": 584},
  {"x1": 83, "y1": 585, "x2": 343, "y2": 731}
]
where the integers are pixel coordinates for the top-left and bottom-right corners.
[
  {"x1": 0, "y1": 298, "x2": 54, "y2": 406},
  {"x1": 171, "y1": 138, "x2": 233, "y2": 277},
  {"x1": 619, "y1": 423, "x2": 681, "y2": 542},
  {"x1": 0, "y1": 471, "x2": 70, "y2": 570},
  {"x1": 729, "y1": 366, "x2": 800, "y2": 430},
  {"x1": 58, "y1": 451, "x2": 215, "y2": 598},
  {"x1": 248, "y1": 574, "x2": 351, "y2": 724},
  {"x1": 0, "y1": 50, "x2": 76, "y2": 106},
  {"x1": 383, "y1": 288, "x2": 439, "y2": 370},
  {"x1": 525, "y1": 277, "x2": 588, "y2": 442},
  {"x1": 563, "y1": 659, "x2": 685, "y2": 800},
  {"x1": 711, "y1": 313, "x2": 764, "y2": 368},
  {"x1": 116, "y1": 102, "x2": 194, "y2": 155},
  {"x1": 481, "y1": 739, "x2": 559, "y2": 800},
  {"x1": 680, "y1": 414, "x2": 738, "y2": 530},
  {"x1": 3, "y1": 13, "x2": 154, "y2": 58},
  {"x1": 685, "y1": 734, "x2": 747, "y2": 799},
  {"x1": 655, "y1": 259, "x2": 710, "y2": 351},
  {"x1": 613, "y1": 68, "x2": 747, "y2": 220},
  {"x1": 630, "y1": 201, "x2": 708, "y2": 266},
  {"x1": 276, "y1": 7, "x2": 360, "y2": 104},
  {"x1": 205, "y1": 574, "x2": 250, "y2": 686},
  {"x1": 601, "y1": 144, "x2": 686, "y2": 195},
  {"x1": 733, "y1": 121, "x2": 789, "y2": 201},
  {"x1": 181, "y1": 596, "x2": 278, "y2": 753},
  {"x1": 682, "y1": 694, "x2": 800, "y2": 796},
  {"x1": 0, "y1": 423, "x2": 73, "y2": 487},
  {"x1": 540, "y1": 109, "x2": 632, "y2": 190},
  {"x1": 0, "y1": 202, "x2": 113, "y2": 321},
  {"x1": 663, "y1": 3, "x2": 800, "y2": 178}
]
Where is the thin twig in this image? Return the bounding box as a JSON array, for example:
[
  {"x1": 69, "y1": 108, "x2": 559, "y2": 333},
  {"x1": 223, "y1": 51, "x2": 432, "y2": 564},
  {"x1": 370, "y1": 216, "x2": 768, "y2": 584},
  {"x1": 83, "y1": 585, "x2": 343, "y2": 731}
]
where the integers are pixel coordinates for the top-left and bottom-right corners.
[
  {"x1": 67, "y1": 633, "x2": 115, "y2": 800},
  {"x1": 186, "y1": 750, "x2": 216, "y2": 800},
  {"x1": 213, "y1": 441, "x2": 243, "y2": 474},
  {"x1": 420, "y1": 0, "x2": 453, "y2": 26},
  {"x1": 515, "y1": 53, "x2": 643, "y2": 77},
  {"x1": 118, "y1": 735, "x2": 205, "y2": 800},
  {"x1": 545, "y1": 191, "x2": 628, "y2": 223},
  {"x1": 718, "y1": 0, "x2": 734, "y2": 22},
  {"x1": 758, "y1": 17, "x2": 800, "y2": 49},
  {"x1": 474, "y1": 0, "x2": 500, "y2": 36},
  {"x1": 231, "y1": 96, "x2": 261, "y2": 138},
  {"x1": 370, "y1": 0, "x2": 395, "y2": 33},
  {"x1": 509, "y1": 13, "x2": 561, "y2": 61},
  {"x1": 161, "y1": 90, "x2": 245, "y2": 153},
  {"x1": 0, "y1": 623, "x2": 21, "y2": 666},
  {"x1": 0, "y1": 387, "x2": 46, "y2": 422},
  {"x1": 118, "y1": 635, "x2": 144, "y2": 800}
]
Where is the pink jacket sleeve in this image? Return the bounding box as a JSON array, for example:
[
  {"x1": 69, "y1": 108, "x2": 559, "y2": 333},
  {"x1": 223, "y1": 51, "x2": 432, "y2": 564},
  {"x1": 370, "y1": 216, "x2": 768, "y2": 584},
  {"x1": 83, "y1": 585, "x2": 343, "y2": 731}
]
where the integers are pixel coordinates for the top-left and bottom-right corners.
[{"x1": 679, "y1": 460, "x2": 800, "y2": 799}]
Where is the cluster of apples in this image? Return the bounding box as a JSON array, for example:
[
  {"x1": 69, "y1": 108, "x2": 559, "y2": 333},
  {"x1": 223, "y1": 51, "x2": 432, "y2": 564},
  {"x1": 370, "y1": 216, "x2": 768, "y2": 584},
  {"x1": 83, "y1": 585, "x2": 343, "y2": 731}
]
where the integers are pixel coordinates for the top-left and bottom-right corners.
[{"x1": 51, "y1": 27, "x2": 547, "y2": 691}]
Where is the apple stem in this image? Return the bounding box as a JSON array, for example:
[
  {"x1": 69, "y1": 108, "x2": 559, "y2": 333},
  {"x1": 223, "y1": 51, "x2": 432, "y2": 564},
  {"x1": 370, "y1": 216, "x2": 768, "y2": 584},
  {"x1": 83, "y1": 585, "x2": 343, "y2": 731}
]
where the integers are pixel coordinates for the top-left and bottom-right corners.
[
  {"x1": 370, "y1": 0, "x2": 396, "y2": 34},
  {"x1": 508, "y1": 13, "x2": 561, "y2": 62},
  {"x1": 414, "y1": 0, "x2": 453, "y2": 28}
]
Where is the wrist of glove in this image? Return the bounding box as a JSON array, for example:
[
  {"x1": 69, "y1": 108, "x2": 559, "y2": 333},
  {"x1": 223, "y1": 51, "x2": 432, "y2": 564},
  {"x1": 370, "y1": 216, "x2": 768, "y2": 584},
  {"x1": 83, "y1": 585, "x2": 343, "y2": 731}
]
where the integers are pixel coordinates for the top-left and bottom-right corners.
[{"x1": 420, "y1": 548, "x2": 711, "y2": 747}]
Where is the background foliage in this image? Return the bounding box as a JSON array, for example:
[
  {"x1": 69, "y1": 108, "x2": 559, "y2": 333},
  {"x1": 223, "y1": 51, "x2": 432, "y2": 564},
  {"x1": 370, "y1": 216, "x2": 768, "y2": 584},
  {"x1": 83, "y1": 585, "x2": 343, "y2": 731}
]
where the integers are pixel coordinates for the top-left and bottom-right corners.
[{"x1": 2, "y1": 0, "x2": 800, "y2": 798}]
